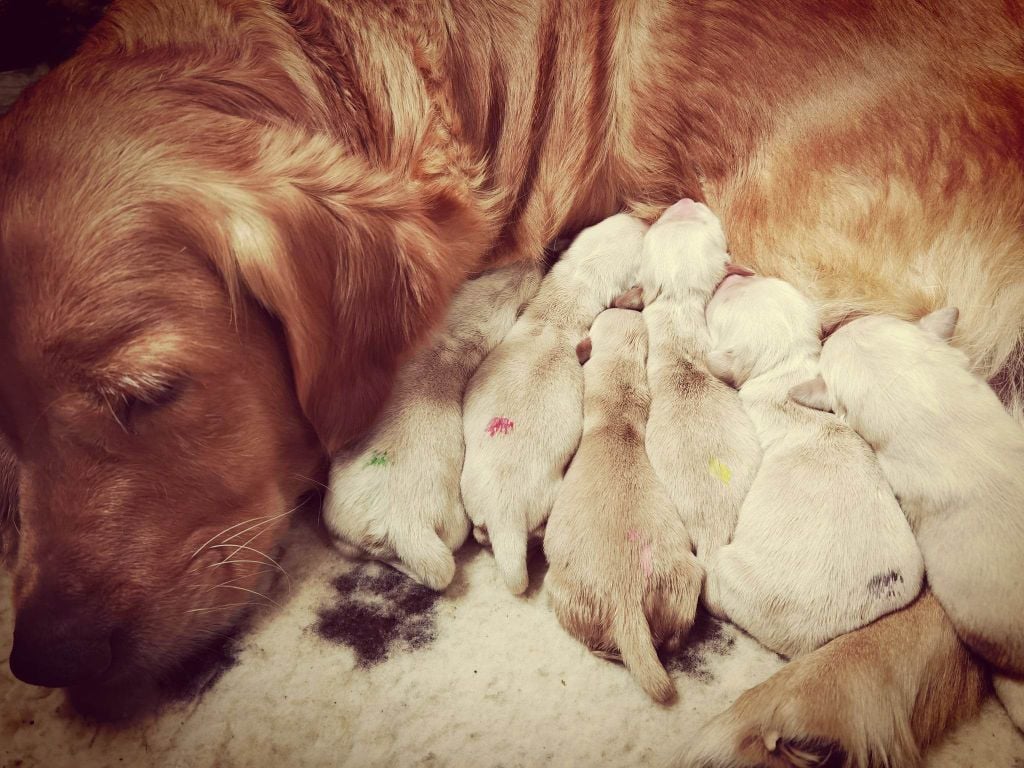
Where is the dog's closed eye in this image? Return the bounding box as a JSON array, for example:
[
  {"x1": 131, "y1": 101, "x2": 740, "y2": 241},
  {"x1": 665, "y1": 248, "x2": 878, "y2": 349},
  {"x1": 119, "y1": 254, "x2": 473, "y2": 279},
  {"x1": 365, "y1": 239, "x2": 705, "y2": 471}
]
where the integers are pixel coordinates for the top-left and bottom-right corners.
[{"x1": 105, "y1": 378, "x2": 188, "y2": 431}]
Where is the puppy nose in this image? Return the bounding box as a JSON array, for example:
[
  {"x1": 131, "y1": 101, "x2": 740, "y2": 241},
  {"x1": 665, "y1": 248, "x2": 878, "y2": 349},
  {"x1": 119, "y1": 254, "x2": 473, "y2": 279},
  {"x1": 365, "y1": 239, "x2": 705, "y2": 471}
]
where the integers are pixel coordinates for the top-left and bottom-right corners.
[
  {"x1": 9, "y1": 592, "x2": 113, "y2": 687},
  {"x1": 661, "y1": 197, "x2": 703, "y2": 221}
]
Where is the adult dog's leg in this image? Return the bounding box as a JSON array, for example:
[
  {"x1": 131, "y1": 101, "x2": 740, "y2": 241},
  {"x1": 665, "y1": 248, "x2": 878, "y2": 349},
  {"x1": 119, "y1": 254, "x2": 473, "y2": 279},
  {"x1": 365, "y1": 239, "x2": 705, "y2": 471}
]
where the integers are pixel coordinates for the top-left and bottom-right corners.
[
  {"x1": 679, "y1": 592, "x2": 986, "y2": 767},
  {"x1": 0, "y1": 436, "x2": 18, "y2": 563}
]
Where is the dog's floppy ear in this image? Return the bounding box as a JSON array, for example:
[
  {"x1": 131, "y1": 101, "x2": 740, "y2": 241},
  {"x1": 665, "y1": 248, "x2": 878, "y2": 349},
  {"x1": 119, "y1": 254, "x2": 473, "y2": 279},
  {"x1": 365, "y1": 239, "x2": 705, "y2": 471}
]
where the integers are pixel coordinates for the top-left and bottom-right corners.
[
  {"x1": 576, "y1": 337, "x2": 593, "y2": 365},
  {"x1": 789, "y1": 375, "x2": 832, "y2": 411},
  {"x1": 612, "y1": 285, "x2": 644, "y2": 311},
  {"x1": 194, "y1": 134, "x2": 486, "y2": 454},
  {"x1": 918, "y1": 307, "x2": 959, "y2": 343}
]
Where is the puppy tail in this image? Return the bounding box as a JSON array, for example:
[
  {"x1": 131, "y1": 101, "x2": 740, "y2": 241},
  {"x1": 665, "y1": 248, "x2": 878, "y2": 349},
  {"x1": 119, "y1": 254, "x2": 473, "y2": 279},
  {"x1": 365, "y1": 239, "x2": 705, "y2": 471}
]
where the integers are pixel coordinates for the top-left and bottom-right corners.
[
  {"x1": 614, "y1": 607, "x2": 676, "y2": 704},
  {"x1": 392, "y1": 527, "x2": 457, "y2": 592},
  {"x1": 487, "y1": 516, "x2": 529, "y2": 595}
]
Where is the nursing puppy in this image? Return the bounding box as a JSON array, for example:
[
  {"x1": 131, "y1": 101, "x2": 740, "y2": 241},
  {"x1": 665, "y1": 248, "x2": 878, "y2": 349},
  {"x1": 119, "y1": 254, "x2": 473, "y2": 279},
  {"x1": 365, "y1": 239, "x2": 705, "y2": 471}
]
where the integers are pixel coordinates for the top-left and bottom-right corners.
[
  {"x1": 639, "y1": 199, "x2": 761, "y2": 566},
  {"x1": 544, "y1": 308, "x2": 703, "y2": 704},
  {"x1": 462, "y1": 214, "x2": 647, "y2": 594},
  {"x1": 702, "y1": 275, "x2": 923, "y2": 657},
  {"x1": 324, "y1": 263, "x2": 542, "y2": 590},
  {"x1": 792, "y1": 310, "x2": 1024, "y2": 680}
]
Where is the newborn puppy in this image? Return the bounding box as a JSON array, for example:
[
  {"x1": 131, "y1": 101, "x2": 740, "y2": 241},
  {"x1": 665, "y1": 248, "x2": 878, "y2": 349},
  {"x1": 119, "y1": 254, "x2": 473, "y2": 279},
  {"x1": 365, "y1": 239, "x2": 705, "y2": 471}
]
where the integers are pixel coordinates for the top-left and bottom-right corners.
[
  {"x1": 792, "y1": 309, "x2": 1024, "y2": 678},
  {"x1": 324, "y1": 262, "x2": 543, "y2": 590},
  {"x1": 462, "y1": 214, "x2": 647, "y2": 594},
  {"x1": 544, "y1": 309, "x2": 703, "y2": 703},
  {"x1": 702, "y1": 275, "x2": 923, "y2": 657},
  {"x1": 639, "y1": 199, "x2": 761, "y2": 566}
]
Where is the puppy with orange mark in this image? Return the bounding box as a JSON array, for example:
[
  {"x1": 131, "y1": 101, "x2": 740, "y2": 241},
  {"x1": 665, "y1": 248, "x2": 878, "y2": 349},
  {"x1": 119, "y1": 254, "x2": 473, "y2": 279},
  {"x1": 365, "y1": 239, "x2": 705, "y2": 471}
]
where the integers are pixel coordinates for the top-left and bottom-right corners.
[
  {"x1": 324, "y1": 262, "x2": 542, "y2": 591},
  {"x1": 638, "y1": 199, "x2": 761, "y2": 568},
  {"x1": 544, "y1": 308, "x2": 703, "y2": 704}
]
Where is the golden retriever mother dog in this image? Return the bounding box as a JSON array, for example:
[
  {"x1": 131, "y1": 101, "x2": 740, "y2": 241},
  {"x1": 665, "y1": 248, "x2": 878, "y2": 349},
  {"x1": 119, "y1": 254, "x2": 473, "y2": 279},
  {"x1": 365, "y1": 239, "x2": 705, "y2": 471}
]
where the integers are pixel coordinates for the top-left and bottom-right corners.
[{"x1": 0, "y1": 0, "x2": 1021, "y2": 761}]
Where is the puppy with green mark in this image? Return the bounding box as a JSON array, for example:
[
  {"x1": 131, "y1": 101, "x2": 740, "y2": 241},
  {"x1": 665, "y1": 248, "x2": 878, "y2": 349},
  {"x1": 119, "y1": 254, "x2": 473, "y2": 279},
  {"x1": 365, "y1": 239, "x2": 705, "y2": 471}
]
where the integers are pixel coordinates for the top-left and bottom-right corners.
[
  {"x1": 324, "y1": 262, "x2": 542, "y2": 590},
  {"x1": 702, "y1": 273, "x2": 923, "y2": 657},
  {"x1": 791, "y1": 307, "x2": 1024, "y2": 730}
]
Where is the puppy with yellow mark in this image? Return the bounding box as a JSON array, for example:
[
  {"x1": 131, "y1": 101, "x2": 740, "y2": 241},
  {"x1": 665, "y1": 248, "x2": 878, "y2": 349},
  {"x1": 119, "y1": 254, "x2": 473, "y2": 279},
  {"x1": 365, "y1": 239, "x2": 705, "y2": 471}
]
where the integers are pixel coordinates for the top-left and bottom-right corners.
[
  {"x1": 792, "y1": 309, "x2": 1024, "y2": 729},
  {"x1": 702, "y1": 274, "x2": 923, "y2": 657},
  {"x1": 638, "y1": 199, "x2": 761, "y2": 567},
  {"x1": 544, "y1": 308, "x2": 703, "y2": 704},
  {"x1": 324, "y1": 263, "x2": 542, "y2": 590},
  {"x1": 462, "y1": 214, "x2": 647, "y2": 594}
]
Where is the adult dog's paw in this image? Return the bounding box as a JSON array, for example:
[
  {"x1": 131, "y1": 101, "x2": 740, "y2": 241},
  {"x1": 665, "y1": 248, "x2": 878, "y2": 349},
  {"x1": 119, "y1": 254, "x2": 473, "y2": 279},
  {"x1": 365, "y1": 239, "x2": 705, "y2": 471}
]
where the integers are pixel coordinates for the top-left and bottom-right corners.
[{"x1": 681, "y1": 711, "x2": 849, "y2": 768}]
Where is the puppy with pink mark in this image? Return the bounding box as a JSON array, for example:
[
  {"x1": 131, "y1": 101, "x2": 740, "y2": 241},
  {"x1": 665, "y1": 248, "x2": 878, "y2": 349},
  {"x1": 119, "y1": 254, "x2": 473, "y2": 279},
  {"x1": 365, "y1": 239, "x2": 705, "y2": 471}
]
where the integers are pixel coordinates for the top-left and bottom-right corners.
[
  {"x1": 702, "y1": 274, "x2": 923, "y2": 657},
  {"x1": 544, "y1": 308, "x2": 703, "y2": 704},
  {"x1": 461, "y1": 214, "x2": 648, "y2": 594},
  {"x1": 638, "y1": 199, "x2": 761, "y2": 567},
  {"x1": 324, "y1": 262, "x2": 543, "y2": 590},
  {"x1": 791, "y1": 309, "x2": 1024, "y2": 727}
]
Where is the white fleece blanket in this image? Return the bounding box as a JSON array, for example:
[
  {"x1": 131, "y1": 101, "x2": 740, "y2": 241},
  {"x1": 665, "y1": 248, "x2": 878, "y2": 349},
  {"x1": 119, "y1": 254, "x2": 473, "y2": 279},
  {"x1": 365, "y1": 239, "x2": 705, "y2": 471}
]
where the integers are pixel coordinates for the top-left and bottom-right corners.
[{"x1": 2, "y1": 517, "x2": 1023, "y2": 768}]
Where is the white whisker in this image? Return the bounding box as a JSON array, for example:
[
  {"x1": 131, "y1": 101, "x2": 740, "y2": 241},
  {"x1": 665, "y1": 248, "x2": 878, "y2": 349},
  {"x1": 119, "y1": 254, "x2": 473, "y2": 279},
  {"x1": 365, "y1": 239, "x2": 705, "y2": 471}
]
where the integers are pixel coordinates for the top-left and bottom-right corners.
[
  {"x1": 189, "y1": 513, "x2": 275, "y2": 560},
  {"x1": 185, "y1": 602, "x2": 254, "y2": 615},
  {"x1": 210, "y1": 584, "x2": 280, "y2": 607},
  {"x1": 204, "y1": 569, "x2": 276, "y2": 591}
]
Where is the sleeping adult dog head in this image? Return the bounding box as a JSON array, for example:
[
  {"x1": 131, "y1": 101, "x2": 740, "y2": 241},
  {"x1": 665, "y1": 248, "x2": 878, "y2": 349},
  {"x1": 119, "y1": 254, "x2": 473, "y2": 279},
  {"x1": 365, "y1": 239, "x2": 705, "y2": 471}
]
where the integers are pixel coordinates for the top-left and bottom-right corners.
[{"x1": 0, "y1": 37, "x2": 486, "y2": 709}]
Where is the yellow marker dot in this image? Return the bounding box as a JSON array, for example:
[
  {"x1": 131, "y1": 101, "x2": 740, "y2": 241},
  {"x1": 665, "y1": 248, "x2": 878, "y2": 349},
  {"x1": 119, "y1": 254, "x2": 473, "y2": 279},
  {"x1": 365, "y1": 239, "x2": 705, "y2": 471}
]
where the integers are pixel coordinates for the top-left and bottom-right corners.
[{"x1": 709, "y1": 457, "x2": 732, "y2": 485}]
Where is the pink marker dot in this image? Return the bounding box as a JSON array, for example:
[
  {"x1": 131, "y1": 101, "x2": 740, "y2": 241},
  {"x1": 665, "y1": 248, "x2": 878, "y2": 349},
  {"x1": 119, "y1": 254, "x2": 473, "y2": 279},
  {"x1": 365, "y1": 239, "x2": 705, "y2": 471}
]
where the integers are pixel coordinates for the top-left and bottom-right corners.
[
  {"x1": 627, "y1": 529, "x2": 641, "y2": 543},
  {"x1": 640, "y1": 544, "x2": 654, "y2": 579},
  {"x1": 486, "y1": 416, "x2": 515, "y2": 437}
]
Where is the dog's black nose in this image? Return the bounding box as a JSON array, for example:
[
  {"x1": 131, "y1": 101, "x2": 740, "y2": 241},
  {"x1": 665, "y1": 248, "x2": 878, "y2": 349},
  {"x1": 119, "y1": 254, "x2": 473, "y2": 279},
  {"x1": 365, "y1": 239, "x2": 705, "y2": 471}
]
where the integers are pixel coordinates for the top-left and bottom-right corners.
[{"x1": 9, "y1": 591, "x2": 113, "y2": 687}]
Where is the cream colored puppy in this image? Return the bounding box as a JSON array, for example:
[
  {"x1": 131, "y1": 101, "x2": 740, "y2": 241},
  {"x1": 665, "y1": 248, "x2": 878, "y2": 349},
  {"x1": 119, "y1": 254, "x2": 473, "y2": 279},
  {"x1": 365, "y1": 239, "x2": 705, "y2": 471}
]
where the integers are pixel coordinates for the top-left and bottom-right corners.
[
  {"x1": 792, "y1": 310, "x2": 1024, "y2": 701},
  {"x1": 702, "y1": 275, "x2": 923, "y2": 657},
  {"x1": 544, "y1": 308, "x2": 703, "y2": 704},
  {"x1": 462, "y1": 214, "x2": 647, "y2": 594},
  {"x1": 639, "y1": 199, "x2": 761, "y2": 567},
  {"x1": 324, "y1": 262, "x2": 543, "y2": 590}
]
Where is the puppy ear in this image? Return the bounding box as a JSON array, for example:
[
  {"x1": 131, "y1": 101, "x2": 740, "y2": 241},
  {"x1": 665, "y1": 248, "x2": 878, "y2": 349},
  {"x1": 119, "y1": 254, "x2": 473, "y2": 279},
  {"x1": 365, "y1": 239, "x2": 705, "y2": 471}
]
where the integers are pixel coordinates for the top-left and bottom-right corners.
[
  {"x1": 789, "y1": 376, "x2": 832, "y2": 411},
  {"x1": 705, "y1": 349, "x2": 735, "y2": 383},
  {"x1": 195, "y1": 134, "x2": 486, "y2": 454},
  {"x1": 612, "y1": 285, "x2": 645, "y2": 311},
  {"x1": 918, "y1": 307, "x2": 959, "y2": 343},
  {"x1": 724, "y1": 263, "x2": 755, "y2": 278},
  {"x1": 576, "y1": 337, "x2": 593, "y2": 365}
]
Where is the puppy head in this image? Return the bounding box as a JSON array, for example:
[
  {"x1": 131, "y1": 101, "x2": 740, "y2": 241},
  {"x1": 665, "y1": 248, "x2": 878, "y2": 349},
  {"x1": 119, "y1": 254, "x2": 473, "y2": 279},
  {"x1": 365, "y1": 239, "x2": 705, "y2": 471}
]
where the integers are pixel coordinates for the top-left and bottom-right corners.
[
  {"x1": 584, "y1": 309, "x2": 649, "y2": 367},
  {"x1": 555, "y1": 213, "x2": 649, "y2": 299},
  {"x1": 790, "y1": 308, "x2": 963, "y2": 436},
  {"x1": 705, "y1": 275, "x2": 821, "y2": 388},
  {"x1": 639, "y1": 199, "x2": 733, "y2": 301},
  {"x1": 0, "y1": 69, "x2": 486, "y2": 704}
]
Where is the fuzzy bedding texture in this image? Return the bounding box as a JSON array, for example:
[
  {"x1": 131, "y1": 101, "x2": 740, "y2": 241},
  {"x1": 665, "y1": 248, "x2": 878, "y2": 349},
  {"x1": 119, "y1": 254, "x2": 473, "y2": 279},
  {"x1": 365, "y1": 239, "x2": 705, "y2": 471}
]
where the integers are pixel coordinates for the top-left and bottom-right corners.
[{"x1": 2, "y1": 64, "x2": 1024, "y2": 768}]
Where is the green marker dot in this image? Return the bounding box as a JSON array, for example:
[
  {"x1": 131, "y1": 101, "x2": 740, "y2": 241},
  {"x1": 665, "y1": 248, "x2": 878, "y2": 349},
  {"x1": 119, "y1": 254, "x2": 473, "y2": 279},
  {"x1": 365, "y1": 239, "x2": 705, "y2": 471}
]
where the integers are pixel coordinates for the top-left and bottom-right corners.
[
  {"x1": 366, "y1": 450, "x2": 390, "y2": 468},
  {"x1": 709, "y1": 457, "x2": 731, "y2": 485}
]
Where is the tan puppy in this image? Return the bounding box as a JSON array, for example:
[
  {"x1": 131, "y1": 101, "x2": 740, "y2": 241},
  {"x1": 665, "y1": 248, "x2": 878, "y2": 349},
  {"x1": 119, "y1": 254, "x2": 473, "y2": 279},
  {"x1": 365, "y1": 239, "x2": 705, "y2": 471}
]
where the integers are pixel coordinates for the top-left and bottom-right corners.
[
  {"x1": 792, "y1": 309, "x2": 1024, "y2": 726},
  {"x1": 702, "y1": 275, "x2": 923, "y2": 657},
  {"x1": 544, "y1": 308, "x2": 703, "y2": 704},
  {"x1": 639, "y1": 199, "x2": 761, "y2": 567},
  {"x1": 324, "y1": 263, "x2": 542, "y2": 590},
  {"x1": 461, "y1": 214, "x2": 647, "y2": 594}
]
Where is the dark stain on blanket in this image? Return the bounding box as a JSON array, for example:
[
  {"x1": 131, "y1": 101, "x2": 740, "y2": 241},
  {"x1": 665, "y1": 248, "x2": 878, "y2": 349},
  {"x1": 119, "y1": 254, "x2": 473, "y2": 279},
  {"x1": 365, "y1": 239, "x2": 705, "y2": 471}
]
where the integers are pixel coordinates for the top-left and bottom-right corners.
[
  {"x1": 665, "y1": 610, "x2": 735, "y2": 683},
  {"x1": 867, "y1": 570, "x2": 903, "y2": 599},
  {"x1": 314, "y1": 564, "x2": 441, "y2": 666}
]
